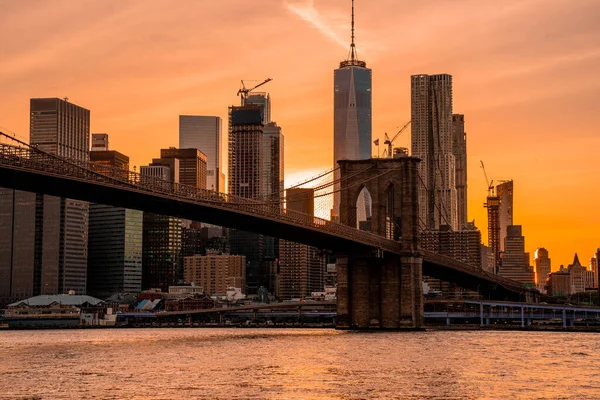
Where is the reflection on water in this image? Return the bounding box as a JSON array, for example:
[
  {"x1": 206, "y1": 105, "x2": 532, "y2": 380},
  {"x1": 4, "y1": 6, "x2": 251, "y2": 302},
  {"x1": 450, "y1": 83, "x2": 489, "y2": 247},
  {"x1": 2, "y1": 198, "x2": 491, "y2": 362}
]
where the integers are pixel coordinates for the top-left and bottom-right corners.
[{"x1": 1, "y1": 329, "x2": 599, "y2": 399}]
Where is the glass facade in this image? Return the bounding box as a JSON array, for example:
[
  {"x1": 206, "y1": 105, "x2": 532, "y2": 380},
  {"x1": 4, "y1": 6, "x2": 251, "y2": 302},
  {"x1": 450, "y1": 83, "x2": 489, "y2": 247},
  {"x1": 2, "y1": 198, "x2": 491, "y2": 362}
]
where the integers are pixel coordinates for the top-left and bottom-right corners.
[
  {"x1": 88, "y1": 206, "x2": 142, "y2": 298},
  {"x1": 179, "y1": 116, "x2": 223, "y2": 192},
  {"x1": 333, "y1": 65, "x2": 372, "y2": 219}
]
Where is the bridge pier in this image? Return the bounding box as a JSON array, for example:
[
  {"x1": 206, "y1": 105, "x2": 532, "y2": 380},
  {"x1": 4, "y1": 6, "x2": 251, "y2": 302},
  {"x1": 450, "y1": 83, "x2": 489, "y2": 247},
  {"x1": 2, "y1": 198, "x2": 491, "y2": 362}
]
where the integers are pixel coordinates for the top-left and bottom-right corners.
[{"x1": 336, "y1": 254, "x2": 423, "y2": 330}]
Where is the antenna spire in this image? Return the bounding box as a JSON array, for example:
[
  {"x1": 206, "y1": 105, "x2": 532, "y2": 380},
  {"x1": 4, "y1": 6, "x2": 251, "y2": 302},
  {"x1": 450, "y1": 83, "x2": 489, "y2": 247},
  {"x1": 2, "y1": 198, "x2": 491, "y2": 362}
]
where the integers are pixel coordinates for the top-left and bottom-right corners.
[
  {"x1": 340, "y1": 0, "x2": 366, "y2": 68},
  {"x1": 351, "y1": 0, "x2": 355, "y2": 61}
]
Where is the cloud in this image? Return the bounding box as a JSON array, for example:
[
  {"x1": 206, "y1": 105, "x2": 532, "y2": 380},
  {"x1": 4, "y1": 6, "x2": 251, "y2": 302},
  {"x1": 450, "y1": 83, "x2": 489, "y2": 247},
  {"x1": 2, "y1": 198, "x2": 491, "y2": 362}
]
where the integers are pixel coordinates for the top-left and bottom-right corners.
[{"x1": 284, "y1": 0, "x2": 347, "y2": 49}]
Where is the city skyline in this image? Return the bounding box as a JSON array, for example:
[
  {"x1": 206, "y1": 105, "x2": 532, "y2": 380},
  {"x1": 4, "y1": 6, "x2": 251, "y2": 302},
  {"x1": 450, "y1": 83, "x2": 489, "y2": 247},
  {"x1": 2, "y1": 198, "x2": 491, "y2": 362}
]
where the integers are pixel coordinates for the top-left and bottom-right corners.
[{"x1": 1, "y1": 0, "x2": 599, "y2": 266}]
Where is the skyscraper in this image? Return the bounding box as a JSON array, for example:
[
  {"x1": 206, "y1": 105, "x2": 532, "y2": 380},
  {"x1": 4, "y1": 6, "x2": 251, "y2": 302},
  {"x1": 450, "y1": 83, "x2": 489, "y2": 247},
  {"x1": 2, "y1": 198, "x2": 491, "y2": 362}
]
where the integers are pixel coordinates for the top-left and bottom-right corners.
[
  {"x1": 332, "y1": 0, "x2": 372, "y2": 221},
  {"x1": 534, "y1": 247, "x2": 551, "y2": 289},
  {"x1": 262, "y1": 122, "x2": 284, "y2": 274},
  {"x1": 452, "y1": 114, "x2": 467, "y2": 229},
  {"x1": 228, "y1": 105, "x2": 265, "y2": 293},
  {"x1": 411, "y1": 74, "x2": 457, "y2": 231},
  {"x1": 0, "y1": 189, "x2": 36, "y2": 302},
  {"x1": 497, "y1": 180, "x2": 514, "y2": 251},
  {"x1": 498, "y1": 225, "x2": 535, "y2": 285},
  {"x1": 179, "y1": 116, "x2": 224, "y2": 192},
  {"x1": 88, "y1": 139, "x2": 143, "y2": 298},
  {"x1": 8, "y1": 98, "x2": 91, "y2": 297}
]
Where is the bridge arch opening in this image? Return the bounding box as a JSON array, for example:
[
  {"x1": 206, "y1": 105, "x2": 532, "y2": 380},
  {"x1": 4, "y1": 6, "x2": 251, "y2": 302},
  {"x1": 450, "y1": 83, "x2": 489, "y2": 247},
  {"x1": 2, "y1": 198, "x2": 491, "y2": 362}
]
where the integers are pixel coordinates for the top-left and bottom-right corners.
[{"x1": 355, "y1": 186, "x2": 372, "y2": 231}]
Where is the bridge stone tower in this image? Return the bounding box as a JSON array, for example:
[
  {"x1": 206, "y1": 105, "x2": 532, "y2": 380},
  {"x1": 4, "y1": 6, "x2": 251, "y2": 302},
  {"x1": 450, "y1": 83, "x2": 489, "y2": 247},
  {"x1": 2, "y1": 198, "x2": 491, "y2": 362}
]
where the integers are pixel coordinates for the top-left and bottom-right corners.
[{"x1": 336, "y1": 157, "x2": 423, "y2": 329}]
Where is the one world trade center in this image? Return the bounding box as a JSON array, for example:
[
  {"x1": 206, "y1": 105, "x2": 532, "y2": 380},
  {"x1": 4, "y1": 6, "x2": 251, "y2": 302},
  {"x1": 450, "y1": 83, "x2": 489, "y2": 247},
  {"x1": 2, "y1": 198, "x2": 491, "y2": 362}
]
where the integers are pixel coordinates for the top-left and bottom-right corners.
[{"x1": 332, "y1": 0, "x2": 372, "y2": 226}]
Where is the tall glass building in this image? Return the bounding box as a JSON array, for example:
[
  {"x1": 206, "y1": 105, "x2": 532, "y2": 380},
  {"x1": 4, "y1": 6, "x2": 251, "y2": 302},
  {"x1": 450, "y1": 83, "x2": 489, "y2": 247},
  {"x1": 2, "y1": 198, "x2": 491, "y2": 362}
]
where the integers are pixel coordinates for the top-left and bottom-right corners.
[
  {"x1": 0, "y1": 98, "x2": 91, "y2": 301},
  {"x1": 179, "y1": 116, "x2": 224, "y2": 192},
  {"x1": 332, "y1": 2, "x2": 372, "y2": 221}
]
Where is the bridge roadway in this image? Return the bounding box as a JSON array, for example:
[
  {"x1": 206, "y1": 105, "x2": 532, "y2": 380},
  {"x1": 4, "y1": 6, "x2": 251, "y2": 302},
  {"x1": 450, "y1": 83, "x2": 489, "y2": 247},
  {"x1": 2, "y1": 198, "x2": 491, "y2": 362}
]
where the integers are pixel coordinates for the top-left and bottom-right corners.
[{"x1": 0, "y1": 142, "x2": 537, "y2": 299}]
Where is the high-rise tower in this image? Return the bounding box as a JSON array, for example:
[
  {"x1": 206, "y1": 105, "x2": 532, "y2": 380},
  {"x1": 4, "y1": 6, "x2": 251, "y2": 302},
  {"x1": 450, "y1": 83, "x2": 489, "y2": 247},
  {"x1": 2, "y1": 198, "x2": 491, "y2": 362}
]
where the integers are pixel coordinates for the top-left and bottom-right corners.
[
  {"x1": 332, "y1": 0, "x2": 372, "y2": 221},
  {"x1": 179, "y1": 116, "x2": 224, "y2": 192},
  {"x1": 452, "y1": 114, "x2": 467, "y2": 229},
  {"x1": 497, "y1": 180, "x2": 514, "y2": 251},
  {"x1": 411, "y1": 74, "x2": 458, "y2": 231}
]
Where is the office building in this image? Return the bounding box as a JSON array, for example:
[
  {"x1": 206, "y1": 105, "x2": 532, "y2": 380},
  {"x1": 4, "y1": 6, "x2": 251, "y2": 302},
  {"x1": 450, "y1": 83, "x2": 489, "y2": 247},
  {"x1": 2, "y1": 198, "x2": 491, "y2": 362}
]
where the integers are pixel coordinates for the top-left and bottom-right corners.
[
  {"x1": 480, "y1": 244, "x2": 496, "y2": 274},
  {"x1": 262, "y1": 122, "x2": 284, "y2": 267},
  {"x1": 262, "y1": 122, "x2": 284, "y2": 202},
  {"x1": 332, "y1": 1, "x2": 372, "y2": 221},
  {"x1": 0, "y1": 190, "x2": 36, "y2": 302},
  {"x1": 421, "y1": 224, "x2": 482, "y2": 268},
  {"x1": 184, "y1": 252, "x2": 246, "y2": 295},
  {"x1": 88, "y1": 140, "x2": 142, "y2": 298},
  {"x1": 568, "y1": 254, "x2": 593, "y2": 294},
  {"x1": 179, "y1": 116, "x2": 224, "y2": 192},
  {"x1": 498, "y1": 225, "x2": 535, "y2": 285},
  {"x1": 1, "y1": 98, "x2": 92, "y2": 298},
  {"x1": 91, "y1": 133, "x2": 109, "y2": 151},
  {"x1": 534, "y1": 248, "x2": 551, "y2": 289},
  {"x1": 497, "y1": 180, "x2": 513, "y2": 251},
  {"x1": 140, "y1": 164, "x2": 182, "y2": 290},
  {"x1": 228, "y1": 105, "x2": 264, "y2": 293},
  {"x1": 452, "y1": 114, "x2": 467, "y2": 230},
  {"x1": 279, "y1": 188, "x2": 326, "y2": 300},
  {"x1": 411, "y1": 74, "x2": 458, "y2": 230},
  {"x1": 547, "y1": 268, "x2": 571, "y2": 297},
  {"x1": 158, "y1": 148, "x2": 207, "y2": 190}
]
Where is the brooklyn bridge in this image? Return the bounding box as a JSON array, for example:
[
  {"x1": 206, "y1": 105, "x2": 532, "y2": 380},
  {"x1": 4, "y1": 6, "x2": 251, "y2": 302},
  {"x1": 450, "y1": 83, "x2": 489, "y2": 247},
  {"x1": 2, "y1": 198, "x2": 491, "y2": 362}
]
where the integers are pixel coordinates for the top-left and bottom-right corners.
[{"x1": 0, "y1": 133, "x2": 539, "y2": 329}]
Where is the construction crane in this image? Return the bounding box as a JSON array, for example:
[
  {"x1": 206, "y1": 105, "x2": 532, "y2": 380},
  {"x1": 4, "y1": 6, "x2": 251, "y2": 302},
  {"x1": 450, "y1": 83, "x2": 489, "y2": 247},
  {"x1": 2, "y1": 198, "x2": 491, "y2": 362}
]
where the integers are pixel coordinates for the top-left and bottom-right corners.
[
  {"x1": 237, "y1": 78, "x2": 273, "y2": 103},
  {"x1": 383, "y1": 120, "x2": 411, "y2": 158},
  {"x1": 480, "y1": 160, "x2": 494, "y2": 196}
]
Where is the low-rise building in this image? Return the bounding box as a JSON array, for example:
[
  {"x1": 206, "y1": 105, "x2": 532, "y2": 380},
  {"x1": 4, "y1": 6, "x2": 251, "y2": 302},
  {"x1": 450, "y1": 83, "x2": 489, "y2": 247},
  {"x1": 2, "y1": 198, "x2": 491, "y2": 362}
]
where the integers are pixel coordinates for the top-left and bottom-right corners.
[{"x1": 184, "y1": 252, "x2": 246, "y2": 295}]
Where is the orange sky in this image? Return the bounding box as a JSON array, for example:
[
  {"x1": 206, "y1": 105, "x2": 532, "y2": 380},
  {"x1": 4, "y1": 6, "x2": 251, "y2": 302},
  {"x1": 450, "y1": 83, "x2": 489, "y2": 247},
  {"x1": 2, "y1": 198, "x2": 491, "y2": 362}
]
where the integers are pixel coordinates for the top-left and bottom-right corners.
[{"x1": 1, "y1": 0, "x2": 599, "y2": 268}]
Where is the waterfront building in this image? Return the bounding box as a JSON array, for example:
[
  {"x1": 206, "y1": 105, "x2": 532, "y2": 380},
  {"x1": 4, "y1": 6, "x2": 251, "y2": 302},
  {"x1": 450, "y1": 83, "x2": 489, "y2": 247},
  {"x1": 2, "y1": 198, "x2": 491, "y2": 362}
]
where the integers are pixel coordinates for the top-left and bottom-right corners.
[
  {"x1": 1, "y1": 98, "x2": 91, "y2": 300},
  {"x1": 534, "y1": 248, "x2": 551, "y2": 290},
  {"x1": 498, "y1": 225, "x2": 535, "y2": 285},
  {"x1": 183, "y1": 252, "x2": 246, "y2": 295},
  {"x1": 452, "y1": 114, "x2": 467, "y2": 230},
  {"x1": 88, "y1": 139, "x2": 142, "y2": 298},
  {"x1": 411, "y1": 74, "x2": 457, "y2": 230},
  {"x1": 140, "y1": 164, "x2": 182, "y2": 290},
  {"x1": 178, "y1": 116, "x2": 224, "y2": 192},
  {"x1": 331, "y1": 1, "x2": 372, "y2": 221},
  {"x1": 279, "y1": 188, "x2": 326, "y2": 300}
]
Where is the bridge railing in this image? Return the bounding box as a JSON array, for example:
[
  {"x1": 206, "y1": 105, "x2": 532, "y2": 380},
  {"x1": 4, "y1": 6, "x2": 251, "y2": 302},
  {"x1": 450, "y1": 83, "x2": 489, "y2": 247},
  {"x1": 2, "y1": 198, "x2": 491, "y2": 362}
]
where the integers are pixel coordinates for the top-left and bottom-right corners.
[
  {"x1": 0, "y1": 143, "x2": 399, "y2": 253},
  {"x1": 421, "y1": 249, "x2": 538, "y2": 294}
]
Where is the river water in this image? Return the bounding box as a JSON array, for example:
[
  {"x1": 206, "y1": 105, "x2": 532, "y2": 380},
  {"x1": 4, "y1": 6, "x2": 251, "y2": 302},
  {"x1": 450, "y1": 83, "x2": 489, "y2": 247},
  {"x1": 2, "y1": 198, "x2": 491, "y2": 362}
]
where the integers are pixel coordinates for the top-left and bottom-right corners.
[{"x1": 1, "y1": 328, "x2": 599, "y2": 399}]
